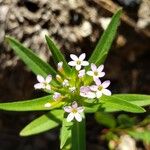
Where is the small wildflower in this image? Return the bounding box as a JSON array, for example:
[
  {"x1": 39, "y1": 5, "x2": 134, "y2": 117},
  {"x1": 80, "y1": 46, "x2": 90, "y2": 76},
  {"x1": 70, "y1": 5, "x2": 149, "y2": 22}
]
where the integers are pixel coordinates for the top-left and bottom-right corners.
[
  {"x1": 87, "y1": 63, "x2": 105, "y2": 79},
  {"x1": 57, "y1": 61, "x2": 63, "y2": 72},
  {"x1": 69, "y1": 87, "x2": 76, "y2": 93},
  {"x1": 62, "y1": 79, "x2": 69, "y2": 87},
  {"x1": 64, "y1": 101, "x2": 84, "y2": 122},
  {"x1": 68, "y1": 53, "x2": 89, "y2": 70},
  {"x1": 80, "y1": 86, "x2": 96, "y2": 98},
  {"x1": 44, "y1": 102, "x2": 51, "y2": 108},
  {"x1": 91, "y1": 79, "x2": 111, "y2": 98},
  {"x1": 78, "y1": 69, "x2": 85, "y2": 78},
  {"x1": 34, "y1": 75, "x2": 52, "y2": 90},
  {"x1": 53, "y1": 92, "x2": 61, "y2": 101}
]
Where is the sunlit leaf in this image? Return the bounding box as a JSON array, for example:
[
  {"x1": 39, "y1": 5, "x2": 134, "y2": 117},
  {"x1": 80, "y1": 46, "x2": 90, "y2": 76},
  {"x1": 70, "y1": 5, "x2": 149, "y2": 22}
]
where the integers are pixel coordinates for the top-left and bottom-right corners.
[{"x1": 20, "y1": 109, "x2": 64, "y2": 136}]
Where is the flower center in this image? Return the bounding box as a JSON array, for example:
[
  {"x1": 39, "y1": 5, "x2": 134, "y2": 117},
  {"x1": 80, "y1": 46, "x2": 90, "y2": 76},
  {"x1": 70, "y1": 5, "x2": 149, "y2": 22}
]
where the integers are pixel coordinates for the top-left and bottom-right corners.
[
  {"x1": 98, "y1": 85, "x2": 103, "y2": 91},
  {"x1": 72, "y1": 108, "x2": 77, "y2": 113},
  {"x1": 76, "y1": 60, "x2": 81, "y2": 65},
  {"x1": 94, "y1": 71, "x2": 98, "y2": 76}
]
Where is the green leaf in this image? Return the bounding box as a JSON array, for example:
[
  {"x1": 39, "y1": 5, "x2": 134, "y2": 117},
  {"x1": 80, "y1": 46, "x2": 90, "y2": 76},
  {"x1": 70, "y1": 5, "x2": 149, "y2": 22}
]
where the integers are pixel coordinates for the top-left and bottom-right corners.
[
  {"x1": 72, "y1": 118, "x2": 86, "y2": 150},
  {"x1": 20, "y1": 109, "x2": 64, "y2": 136},
  {"x1": 112, "y1": 94, "x2": 150, "y2": 107},
  {"x1": 45, "y1": 35, "x2": 71, "y2": 74},
  {"x1": 100, "y1": 96, "x2": 145, "y2": 113},
  {"x1": 95, "y1": 112, "x2": 116, "y2": 128},
  {"x1": 0, "y1": 95, "x2": 63, "y2": 111},
  {"x1": 6, "y1": 36, "x2": 56, "y2": 77},
  {"x1": 88, "y1": 9, "x2": 122, "y2": 65},
  {"x1": 60, "y1": 118, "x2": 72, "y2": 149}
]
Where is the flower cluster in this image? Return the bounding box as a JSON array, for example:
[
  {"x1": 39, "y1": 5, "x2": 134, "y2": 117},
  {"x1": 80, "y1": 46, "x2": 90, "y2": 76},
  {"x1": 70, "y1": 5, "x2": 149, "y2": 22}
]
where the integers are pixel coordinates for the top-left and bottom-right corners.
[{"x1": 34, "y1": 53, "x2": 111, "y2": 122}]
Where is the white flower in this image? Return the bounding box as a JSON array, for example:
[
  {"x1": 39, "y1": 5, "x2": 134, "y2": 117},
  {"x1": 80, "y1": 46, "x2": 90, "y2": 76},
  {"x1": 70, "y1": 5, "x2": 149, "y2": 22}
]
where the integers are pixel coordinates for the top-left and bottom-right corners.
[
  {"x1": 78, "y1": 69, "x2": 85, "y2": 78},
  {"x1": 53, "y1": 92, "x2": 61, "y2": 101},
  {"x1": 87, "y1": 63, "x2": 105, "y2": 79},
  {"x1": 62, "y1": 79, "x2": 69, "y2": 87},
  {"x1": 80, "y1": 86, "x2": 96, "y2": 98},
  {"x1": 68, "y1": 53, "x2": 89, "y2": 70},
  {"x1": 64, "y1": 101, "x2": 84, "y2": 122},
  {"x1": 44, "y1": 102, "x2": 51, "y2": 108},
  {"x1": 34, "y1": 75, "x2": 52, "y2": 90},
  {"x1": 91, "y1": 79, "x2": 111, "y2": 98},
  {"x1": 57, "y1": 61, "x2": 63, "y2": 71}
]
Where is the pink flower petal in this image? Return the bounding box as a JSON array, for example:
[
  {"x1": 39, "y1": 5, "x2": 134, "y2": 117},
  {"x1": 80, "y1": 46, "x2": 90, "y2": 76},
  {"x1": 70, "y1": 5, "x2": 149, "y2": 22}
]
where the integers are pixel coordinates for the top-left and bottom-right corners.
[
  {"x1": 46, "y1": 75, "x2": 52, "y2": 83},
  {"x1": 74, "y1": 113, "x2": 82, "y2": 122},
  {"x1": 91, "y1": 63, "x2": 97, "y2": 71},
  {"x1": 81, "y1": 61, "x2": 89, "y2": 66},
  {"x1": 97, "y1": 64, "x2": 104, "y2": 72},
  {"x1": 45, "y1": 84, "x2": 51, "y2": 90},
  {"x1": 102, "y1": 89, "x2": 111, "y2": 96},
  {"x1": 96, "y1": 91, "x2": 102, "y2": 98},
  {"x1": 87, "y1": 71, "x2": 94, "y2": 76},
  {"x1": 34, "y1": 83, "x2": 44, "y2": 89},
  {"x1": 72, "y1": 101, "x2": 78, "y2": 108},
  {"x1": 37, "y1": 75, "x2": 45, "y2": 83},
  {"x1": 77, "y1": 107, "x2": 84, "y2": 113},
  {"x1": 79, "y1": 53, "x2": 86, "y2": 61},
  {"x1": 68, "y1": 61, "x2": 76, "y2": 66},
  {"x1": 94, "y1": 78, "x2": 101, "y2": 86},
  {"x1": 70, "y1": 54, "x2": 78, "y2": 61},
  {"x1": 99, "y1": 72, "x2": 105, "y2": 77},
  {"x1": 64, "y1": 106, "x2": 72, "y2": 113},
  {"x1": 67, "y1": 113, "x2": 74, "y2": 122},
  {"x1": 102, "y1": 80, "x2": 110, "y2": 88}
]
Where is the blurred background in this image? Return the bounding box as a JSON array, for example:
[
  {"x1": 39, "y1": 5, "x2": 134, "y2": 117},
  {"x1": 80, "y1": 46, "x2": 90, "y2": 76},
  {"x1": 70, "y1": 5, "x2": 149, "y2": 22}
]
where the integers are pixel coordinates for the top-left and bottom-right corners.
[{"x1": 0, "y1": 0, "x2": 149, "y2": 149}]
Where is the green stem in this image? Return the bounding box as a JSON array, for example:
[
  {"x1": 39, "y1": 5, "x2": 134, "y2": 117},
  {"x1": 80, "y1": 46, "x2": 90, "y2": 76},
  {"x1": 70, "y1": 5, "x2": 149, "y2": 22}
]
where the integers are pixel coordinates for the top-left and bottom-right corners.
[{"x1": 71, "y1": 118, "x2": 86, "y2": 150}]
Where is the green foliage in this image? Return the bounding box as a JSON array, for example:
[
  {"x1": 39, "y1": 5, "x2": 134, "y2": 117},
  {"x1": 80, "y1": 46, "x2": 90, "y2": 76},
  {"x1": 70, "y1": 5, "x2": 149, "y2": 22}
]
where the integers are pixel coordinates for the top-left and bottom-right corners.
[
  {"x1": 6, "y1": 36, "x2": 56, "y2": 77},
  {"x1": 0, "y1": 96, "x2": 53, "y2": 111},
  {"x1": 101, "y1": 95, "x2": 145, "y2": 113},
  {"x1": 95, "y1": 112, "x2": 116, "y2": 128},
  {"x1": 88, "y1": 9, "x2": 122, "y2": 66},
  {"x1": 45, "y1": 35, "x2": 71, "y2": 74},
  {"x1": 20, "y1": 109, "x2": 64, "y2": 136},
  {"x1": 60, "y1": 118, "x2": 72, "y2": 149}
]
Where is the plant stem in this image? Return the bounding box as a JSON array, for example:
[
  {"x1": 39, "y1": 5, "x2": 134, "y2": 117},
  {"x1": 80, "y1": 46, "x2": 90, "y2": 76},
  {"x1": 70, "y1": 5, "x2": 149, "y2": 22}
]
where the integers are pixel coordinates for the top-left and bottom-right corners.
[{"x1": 71, "y1": 118, "x2": 86, "y2": 150}]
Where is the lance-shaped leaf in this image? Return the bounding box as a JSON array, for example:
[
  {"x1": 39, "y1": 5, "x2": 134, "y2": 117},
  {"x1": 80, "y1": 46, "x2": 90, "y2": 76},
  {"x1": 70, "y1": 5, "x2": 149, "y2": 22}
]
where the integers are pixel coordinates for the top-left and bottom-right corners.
[
  {"x1": 20, "y1": 109, "x2": 64, "y2": 136},
  {"x1": 45, "y1": 35, "x2": 71, "y2": 74},
  {"x1": 100, "y1": 96, "x2": 145, "y2": 113},
  {"x1": 0, "y1": 95, "x2": 63, "y2": 111},
  {"x1": 5, "y1": 36, "x2": 56, "y2": 77},
  {"x1": 112, "y1": 94, "x2": 150, "y2": 107},
  {"x1": 60, "y1": 118, "x2": 72, "y2": 149},
  {"x1": 88, "y1": 9, "x2": 122, "y2": 66}
]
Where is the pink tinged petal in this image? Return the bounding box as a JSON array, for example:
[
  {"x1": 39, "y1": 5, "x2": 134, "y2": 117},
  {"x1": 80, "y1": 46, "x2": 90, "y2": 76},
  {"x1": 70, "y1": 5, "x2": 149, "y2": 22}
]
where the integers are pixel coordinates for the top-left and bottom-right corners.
[
  {"x1": 102, "y1": 80, "x2": 110, "y2": 88},
  {"x1": 87, "y1": 71, "x2": 94, "y2": 76},
  {"x1": 96, "y1": 91, "x2": 102, "y2": 98},
  {"x1": 78, "y1": 69, "x2": 85, "y2": 78},
  {"x1": 90, "y1": 85, "x2": 98, "y2": 91},
  {"x1": 74, "y1": 113, "x2": 82, "y2": 122},
  {"x1": 70, "y1": 54, "x2": 78, "y2": 61},
  {"x1": 102, "y1": 89, "x2": 111, "y2": 96},
  {"x1": 97, "y1": 64, "x2": 104, "y2": 72},
  {"x1": 68, "y1": 61, "x2": 76, "y2": 66},
  {"x1": 64, "y1": 106, "x2": 72, "y2": 113},
  {"x1": 67, "y1": 113, "x2": 75, "y2": 122},
  {"x1": 45, "y1": 84, "x2": 51, "y2": 90},
  {"x1": 37, "y1": 75, "x2": 45, "y2": 83},
  {"x1": 99, "y1": 72, "x2": 105, "y2": 77},
  {"x1": 72, "y1": 101, "x2": 78, "y2": 109},
  {"x1": 94, "y1": 78, "x2": 101, "y2": 86},
  {"x1": 79, "y1": 53, "x2": 86, "y2": 61},
  {"x1": 91, "y1": 63, "x2": 97, "y2": 71},
  {"x1": 87, "y1": 92, "x2": 96, "y2": 98},
  {"x1": 77, "y1": 107, "x2": 84, "y2": 113},
  {"x1": 53, "y1": 92, "x2": 61, "y2": 100},
  {"x1": 46, "y1": 75, "x2": 52, "y2": 83},
  {"x1": 81, "y1": 61, "x2": 89, "y2": 66},
  {"x1": 34, "y1": 83, "x2": 44, "y2": 89},
  {"x1": 75, "y1": 64, "x2": 81, "y2": 70}
]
